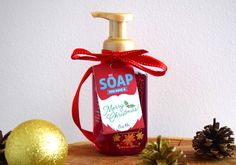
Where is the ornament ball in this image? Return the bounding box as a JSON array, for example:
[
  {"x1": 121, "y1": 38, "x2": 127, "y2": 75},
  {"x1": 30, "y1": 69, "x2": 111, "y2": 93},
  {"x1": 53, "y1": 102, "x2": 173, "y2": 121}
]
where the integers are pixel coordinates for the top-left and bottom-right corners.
[{"x1": 5, "y1": 119, "x2": 68, "y2": 165}]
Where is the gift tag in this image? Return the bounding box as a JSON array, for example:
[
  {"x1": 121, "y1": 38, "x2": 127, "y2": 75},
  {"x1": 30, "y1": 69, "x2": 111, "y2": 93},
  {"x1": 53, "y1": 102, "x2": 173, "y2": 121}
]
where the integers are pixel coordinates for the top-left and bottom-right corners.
[{"x1": 93, "y1": 62, "x2": 144, "y2": 134}]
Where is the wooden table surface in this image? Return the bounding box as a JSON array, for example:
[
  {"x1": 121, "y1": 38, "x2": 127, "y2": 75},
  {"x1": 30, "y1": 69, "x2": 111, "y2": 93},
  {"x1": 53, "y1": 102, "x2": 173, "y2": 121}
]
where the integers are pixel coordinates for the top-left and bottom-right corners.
[{"x1": 65, "y1": 137, "x2": 236, "y2": 165}]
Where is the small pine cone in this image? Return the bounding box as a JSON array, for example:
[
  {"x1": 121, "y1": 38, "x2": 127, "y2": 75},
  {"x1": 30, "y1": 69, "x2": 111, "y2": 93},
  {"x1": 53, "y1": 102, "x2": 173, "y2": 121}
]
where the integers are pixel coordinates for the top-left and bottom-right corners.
[
  {"x1": 139, "y1": 136, "x2": 186, "y2": 165},
  {"x1": 0, "y1": 131, "x2": 11, "y2": 165},
  {"x1": 192, "y1": 118, "x2": 235, "y2": 159}
]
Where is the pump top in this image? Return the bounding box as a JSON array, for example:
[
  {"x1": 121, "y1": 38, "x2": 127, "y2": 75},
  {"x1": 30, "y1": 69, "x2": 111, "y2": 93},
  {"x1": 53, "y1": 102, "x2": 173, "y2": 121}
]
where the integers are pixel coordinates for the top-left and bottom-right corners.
[{"x1": 91, "y1": 11, "x2": 135, "y2": 51}]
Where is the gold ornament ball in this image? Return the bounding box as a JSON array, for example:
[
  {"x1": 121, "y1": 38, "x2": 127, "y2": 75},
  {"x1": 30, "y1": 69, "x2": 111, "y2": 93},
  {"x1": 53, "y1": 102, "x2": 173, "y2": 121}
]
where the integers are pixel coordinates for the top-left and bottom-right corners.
[{"x1": 5, "y1": 119, "x2": 68, "y2": 165}]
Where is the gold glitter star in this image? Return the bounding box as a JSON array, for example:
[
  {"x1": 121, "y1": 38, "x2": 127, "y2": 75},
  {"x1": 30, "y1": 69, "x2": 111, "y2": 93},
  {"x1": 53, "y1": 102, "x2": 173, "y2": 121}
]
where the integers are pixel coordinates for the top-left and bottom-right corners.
[
  {"x1": 136, "y1": 131, "x2": 144, "y2": 140},
  {"x1": 113, "y1": 134, "x2": 121, "y2": 142},
  {"x1": 123, "y1": 133, "x2": 135, "y2": 146}
]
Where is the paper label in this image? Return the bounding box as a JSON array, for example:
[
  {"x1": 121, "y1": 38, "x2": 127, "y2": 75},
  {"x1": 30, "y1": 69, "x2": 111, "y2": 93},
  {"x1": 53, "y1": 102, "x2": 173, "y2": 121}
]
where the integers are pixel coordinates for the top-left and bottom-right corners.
[{"x1": 93, "y1": 62, "x2": 144, "y2": 134}]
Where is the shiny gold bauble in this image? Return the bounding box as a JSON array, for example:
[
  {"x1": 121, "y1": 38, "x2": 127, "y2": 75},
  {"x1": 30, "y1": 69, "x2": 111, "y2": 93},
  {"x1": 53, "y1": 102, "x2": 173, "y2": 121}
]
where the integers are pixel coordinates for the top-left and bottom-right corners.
[{"x1": 5, "y1": 120, "x2": 68, "y2": 165}]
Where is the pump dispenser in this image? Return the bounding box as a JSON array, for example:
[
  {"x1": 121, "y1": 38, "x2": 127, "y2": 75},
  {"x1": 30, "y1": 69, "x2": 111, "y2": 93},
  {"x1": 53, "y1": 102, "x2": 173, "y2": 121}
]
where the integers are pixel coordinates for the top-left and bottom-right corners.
[{"x1": 92, "y1": 12, "x2": 135, "y2": 51}]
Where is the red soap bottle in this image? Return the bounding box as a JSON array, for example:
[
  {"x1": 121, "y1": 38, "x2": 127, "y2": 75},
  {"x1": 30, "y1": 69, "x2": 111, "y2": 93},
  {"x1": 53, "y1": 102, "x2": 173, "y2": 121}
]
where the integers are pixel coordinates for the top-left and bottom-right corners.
[
  {"x1": 91, "y1": 12, "x2": 147, "y2": 155},
  {"x1": 71, "y1": 11, "x2": 167, "y2": 156}
]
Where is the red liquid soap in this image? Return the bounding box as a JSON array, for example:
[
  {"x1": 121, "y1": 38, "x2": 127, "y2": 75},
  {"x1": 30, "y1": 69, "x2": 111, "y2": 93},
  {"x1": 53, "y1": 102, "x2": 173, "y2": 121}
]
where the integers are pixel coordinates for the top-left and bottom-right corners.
[{"x1": 92, "y1": 72, "x2": 147, "y2": 155}]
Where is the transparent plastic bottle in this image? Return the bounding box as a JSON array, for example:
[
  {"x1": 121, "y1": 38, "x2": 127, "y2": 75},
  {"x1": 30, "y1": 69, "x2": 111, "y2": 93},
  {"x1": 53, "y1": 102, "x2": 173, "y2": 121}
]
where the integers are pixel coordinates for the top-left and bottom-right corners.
[
  {"x1": 74, "y1": 12, "x2": 149, "y2": 155},
  {"x1": 72, "y1": 11, "x2": 167, "y2": 155}
]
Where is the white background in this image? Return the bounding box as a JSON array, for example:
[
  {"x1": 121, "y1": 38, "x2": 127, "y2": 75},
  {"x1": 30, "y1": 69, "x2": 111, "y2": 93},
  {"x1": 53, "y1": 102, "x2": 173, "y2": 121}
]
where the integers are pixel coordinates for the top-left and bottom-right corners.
[{"x1": 0, "y1": 0, "x2": 235, "y2": 143}]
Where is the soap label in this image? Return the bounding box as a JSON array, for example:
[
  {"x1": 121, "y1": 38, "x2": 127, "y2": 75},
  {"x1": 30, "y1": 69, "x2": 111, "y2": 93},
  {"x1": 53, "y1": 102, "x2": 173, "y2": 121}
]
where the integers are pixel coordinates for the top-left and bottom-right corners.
[{"x1": 93, "y1": 62, "x2": 144, "y2": 134}]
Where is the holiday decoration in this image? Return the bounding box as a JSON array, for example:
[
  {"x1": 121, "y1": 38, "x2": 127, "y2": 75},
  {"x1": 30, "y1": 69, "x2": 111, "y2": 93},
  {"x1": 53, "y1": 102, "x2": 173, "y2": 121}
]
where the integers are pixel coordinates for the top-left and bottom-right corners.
[
  {"x1": 193, "y1": 118, "x2": 235, "y2": 159},
  {"x1": 0, "y1": 131, "x2": 11, "y2": 165},
  {"x1": 139, "y1": 136, "x2": 185, "y2": 165},
  {"x1": 5, "y1": 120, "x2": 68, "y2": 165},
  {"x1": 71, "y1": 11, "x2": 167, "y2": 155}
]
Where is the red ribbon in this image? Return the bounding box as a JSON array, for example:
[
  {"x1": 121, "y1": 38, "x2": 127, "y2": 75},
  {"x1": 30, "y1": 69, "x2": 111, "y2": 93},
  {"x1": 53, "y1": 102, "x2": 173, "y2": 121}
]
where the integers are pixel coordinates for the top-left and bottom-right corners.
[
  {"x1": 71, "y1": 48, "x2": 167, "y2": 76},
  {"x1": 71, "y1": 48, "x2": 167, "y2": 142}
]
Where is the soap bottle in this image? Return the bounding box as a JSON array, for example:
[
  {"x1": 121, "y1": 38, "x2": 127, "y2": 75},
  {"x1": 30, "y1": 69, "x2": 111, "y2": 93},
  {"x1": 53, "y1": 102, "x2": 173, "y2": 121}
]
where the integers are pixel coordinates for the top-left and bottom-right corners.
[{"x1": 91, "y1": 12, "x2": 147, "y2": 155}]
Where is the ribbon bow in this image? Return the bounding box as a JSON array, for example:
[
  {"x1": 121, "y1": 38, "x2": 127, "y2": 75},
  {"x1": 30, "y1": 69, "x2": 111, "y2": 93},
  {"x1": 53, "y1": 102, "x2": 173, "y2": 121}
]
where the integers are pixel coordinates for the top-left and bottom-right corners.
[
  {"x1": 71, "y1": 48, "x2": 167, "y2": 142},
  {"x1": 71, "y1": 48, "x2": 167, "y2": 76}
]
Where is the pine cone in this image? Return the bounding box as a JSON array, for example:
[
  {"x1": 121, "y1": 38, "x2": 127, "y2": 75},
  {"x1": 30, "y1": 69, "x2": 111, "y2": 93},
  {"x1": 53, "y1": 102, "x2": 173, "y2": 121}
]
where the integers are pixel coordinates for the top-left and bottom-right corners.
[
  {"x1": 139, "y1": 136, "x2": 185, "y2": 165},
  {"x1": 192, "y1": 118, "x2": 235, "y2": 159},
  {"x1": 0, "y1": 130, "x2": 11, "y2": 165}
]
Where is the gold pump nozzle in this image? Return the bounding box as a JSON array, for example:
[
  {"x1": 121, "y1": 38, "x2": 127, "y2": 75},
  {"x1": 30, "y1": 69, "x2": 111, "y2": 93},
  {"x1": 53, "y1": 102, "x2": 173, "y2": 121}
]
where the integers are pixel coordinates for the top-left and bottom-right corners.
[{"x1": 91, "y1": 11, "x2": 135, "y2": 51}]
